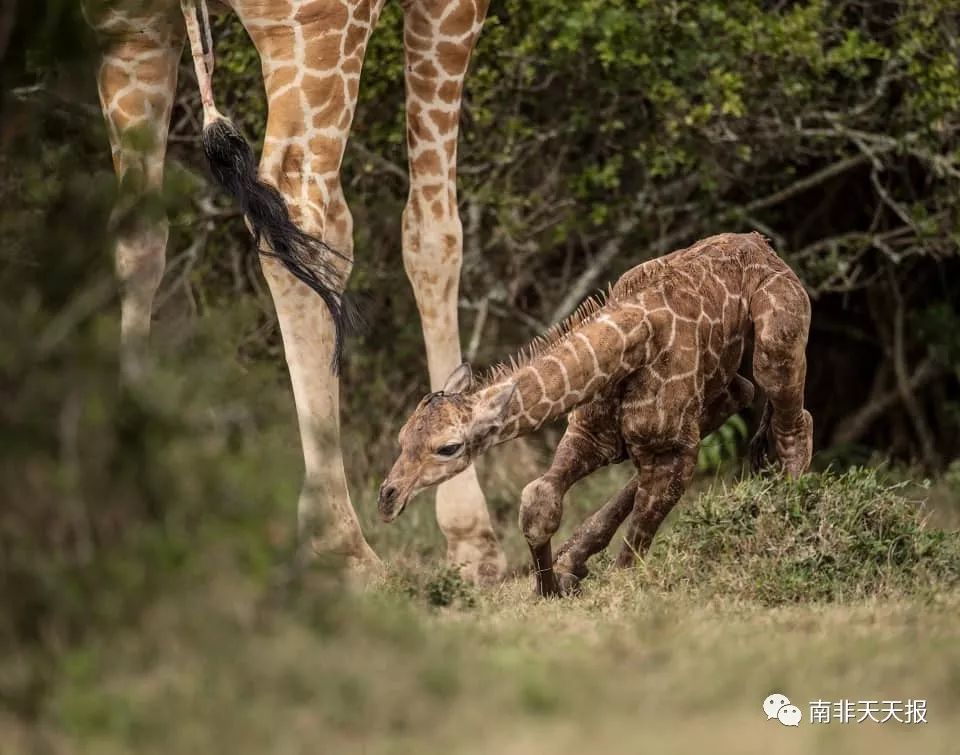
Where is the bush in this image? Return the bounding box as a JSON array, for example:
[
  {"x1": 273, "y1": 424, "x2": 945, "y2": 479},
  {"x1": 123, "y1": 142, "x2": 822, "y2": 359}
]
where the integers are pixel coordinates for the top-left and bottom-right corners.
[{"x1": 643, "y1": 468, "x2": 960, "y2": 603}]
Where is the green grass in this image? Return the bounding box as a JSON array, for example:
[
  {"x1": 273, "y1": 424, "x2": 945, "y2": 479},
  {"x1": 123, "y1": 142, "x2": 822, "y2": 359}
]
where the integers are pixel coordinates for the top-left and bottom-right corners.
[
  {"x1": 642, "y1": 468, "x2": 960, "y2": 603},
  {"x1": 5, "y1": 469, "x2": 960, "y2": 755}
]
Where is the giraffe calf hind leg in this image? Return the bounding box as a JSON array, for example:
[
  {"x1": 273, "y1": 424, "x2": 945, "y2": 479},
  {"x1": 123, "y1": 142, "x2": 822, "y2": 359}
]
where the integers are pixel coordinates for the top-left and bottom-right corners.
[
  {"x1": 750, "y1": 279, "x2": 813, "y2": 478},
  {"x1": 554, "y1": 478, "x2": 638, "y2": 594},
  {"x1": 701, "y1": 374, "x2": 755, "y2": 437},
  {"x1": 615, "y1": 448, "x2": 697, "y2": 569}
]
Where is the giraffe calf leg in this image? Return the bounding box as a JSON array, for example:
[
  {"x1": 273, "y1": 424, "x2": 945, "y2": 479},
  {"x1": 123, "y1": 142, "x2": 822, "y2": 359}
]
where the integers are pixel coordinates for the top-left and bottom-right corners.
[
  {"x1": 554, "y1": 375, "x2": 755, "y2": 587},
  {"x1": 519, "y1": 477, "x2": 564, "y2": 597},
  {"x1": 750, "y1": 278, "x2": 813, "y2": 478},
  {"x1": 554, "y1": 477, "x2": 638, "y2": 594},
  {"x1": 616, "y1": 447, "x2": 697, "y2": 569},
  {"x1": 700, "y1": 374, "x2": 755, "y2": 437},
  {"x1": 520, "y1": 398, "x2": 624, "y2": 598}
]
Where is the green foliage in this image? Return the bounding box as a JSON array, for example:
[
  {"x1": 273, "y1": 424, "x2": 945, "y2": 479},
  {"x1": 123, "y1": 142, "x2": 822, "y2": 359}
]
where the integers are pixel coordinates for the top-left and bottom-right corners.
[
  {"x1": 697, "y1": 415, "x2": 748, "y2": 473},
  {"x1": 917, "y1": 302, "x2": 960, "y2": 371},
  {"x1": 384, "y1": 565, "x2": 477, "y2": 610},
  {"x1": 424, "y1": 567, "x2": 476, "y2": 609},
  {"x1": 328, "y1": 0, "x2": 960, "y2": 464},
  {"x1": 645, "y1": 468, "x2": 960, "y2": 604}
]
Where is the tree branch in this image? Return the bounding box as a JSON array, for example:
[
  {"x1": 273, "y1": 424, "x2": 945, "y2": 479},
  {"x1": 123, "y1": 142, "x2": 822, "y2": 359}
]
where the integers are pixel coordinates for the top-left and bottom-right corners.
[
  {"x1": 548, "y1": 215, "x2": 638, "y2": 322},
  {"x1": 831, "y1": 357, "x2": 941, "y2": 446},
  {"x1": 0, "y1": 0, "x2": 15, "y2": 64},
  {"x1": 889, "y1": 270, "x2": 940, "y2": 468}
]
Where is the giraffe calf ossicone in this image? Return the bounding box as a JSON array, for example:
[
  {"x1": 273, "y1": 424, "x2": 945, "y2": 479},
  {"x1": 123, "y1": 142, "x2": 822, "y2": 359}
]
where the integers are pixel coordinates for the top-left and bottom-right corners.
[{"x1": 379, "y1": 233, "x2": 813, "y2": 597}]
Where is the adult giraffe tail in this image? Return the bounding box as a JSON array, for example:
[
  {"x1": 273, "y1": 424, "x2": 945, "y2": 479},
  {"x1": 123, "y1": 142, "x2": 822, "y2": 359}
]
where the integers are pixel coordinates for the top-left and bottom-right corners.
[{"x1": 179, "y1": 0, "x2": 355, "y2": 372}]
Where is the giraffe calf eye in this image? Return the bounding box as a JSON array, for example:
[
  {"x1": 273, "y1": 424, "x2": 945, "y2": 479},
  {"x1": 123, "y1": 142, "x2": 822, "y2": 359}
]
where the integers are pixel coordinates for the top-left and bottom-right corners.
[{"x1": 436, "y1": 442, "x2": 463, "y2": 457}]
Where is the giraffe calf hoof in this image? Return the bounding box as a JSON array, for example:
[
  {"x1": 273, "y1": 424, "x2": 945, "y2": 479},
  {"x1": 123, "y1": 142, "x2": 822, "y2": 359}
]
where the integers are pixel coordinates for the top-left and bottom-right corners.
[
  {"x1": 778, "y1": 409, "x2": 814, "y2": 478},
  {"x1": 533, "y1": 584, "x2": 561, "y2": 600},
  {"x1": 532, "y1": 572, "x2": 561, "y2": 599},
  {"x1": 555, "y1": 570, "x2": 584, "y2": 597}
]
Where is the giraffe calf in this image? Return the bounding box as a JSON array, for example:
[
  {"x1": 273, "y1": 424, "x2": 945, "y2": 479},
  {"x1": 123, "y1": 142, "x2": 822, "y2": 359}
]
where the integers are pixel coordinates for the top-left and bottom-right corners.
[{"x1": 379, "y1": 233, "x2": 813, "y2": 597}]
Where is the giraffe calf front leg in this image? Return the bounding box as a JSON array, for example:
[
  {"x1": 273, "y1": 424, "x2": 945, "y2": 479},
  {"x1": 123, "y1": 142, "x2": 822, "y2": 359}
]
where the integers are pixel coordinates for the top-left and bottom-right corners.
[
  {"x1": 519, "y1": 477, "x2": 564, "y2": 597},
  {"x1": 520, "y1": 399, "x2": 624, "y2": 598}
]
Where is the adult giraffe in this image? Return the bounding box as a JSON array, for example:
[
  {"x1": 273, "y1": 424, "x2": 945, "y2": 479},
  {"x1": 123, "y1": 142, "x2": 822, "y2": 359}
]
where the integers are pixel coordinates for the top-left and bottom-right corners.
[{"x1": 82, "y1": 0, "x2": 506, "y2": 583}]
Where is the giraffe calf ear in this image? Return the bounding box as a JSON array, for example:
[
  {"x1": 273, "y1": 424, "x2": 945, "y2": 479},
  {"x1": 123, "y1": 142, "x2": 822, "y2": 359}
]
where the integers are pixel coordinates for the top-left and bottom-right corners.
[
  {"x1": 442, "y1": 362, "x2": 473, "y2": 394},
  {"x1": 470, "y1": 382, "x2": 518, "y2": 440}
]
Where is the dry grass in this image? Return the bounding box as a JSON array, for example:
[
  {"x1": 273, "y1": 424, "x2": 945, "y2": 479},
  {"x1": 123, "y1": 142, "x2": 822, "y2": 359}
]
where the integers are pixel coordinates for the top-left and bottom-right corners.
[{"x1": 15, "y1": 574, "x2": 960, "y2": 755}]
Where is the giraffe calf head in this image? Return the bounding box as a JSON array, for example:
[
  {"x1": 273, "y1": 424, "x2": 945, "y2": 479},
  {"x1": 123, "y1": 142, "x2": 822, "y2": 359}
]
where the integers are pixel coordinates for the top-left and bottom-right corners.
[{"x1": 379, "y1": 364, "x2": 516, "y2": 522}]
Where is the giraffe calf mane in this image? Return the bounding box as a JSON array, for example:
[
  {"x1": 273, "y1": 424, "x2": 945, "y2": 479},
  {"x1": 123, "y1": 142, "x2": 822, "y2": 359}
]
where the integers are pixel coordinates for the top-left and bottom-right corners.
[
  {"x1": 474, "y1": 259, "x2": 688, "y2": 390},
  {"x1": 476, "y1": 290, "x2": 613, "y2": 387}
]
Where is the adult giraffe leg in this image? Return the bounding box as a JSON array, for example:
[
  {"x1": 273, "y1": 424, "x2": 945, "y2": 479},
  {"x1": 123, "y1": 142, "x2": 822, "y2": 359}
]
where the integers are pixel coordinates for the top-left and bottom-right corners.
[
  {"x1": 400, "y1": 0, "x2": 504, "y2": 584},
  {"x1": 240, "y1": 0, "x2": 386, "y2": 575},
  {"x1": 749, "y1": 276, "x2": 813, "y2": 477},
  {"x1": 87, "y1": 5, "x2": 184, "y2": 378},
  {"x1": 520, "y1": 398, "x2": 624, "y2": 597}
]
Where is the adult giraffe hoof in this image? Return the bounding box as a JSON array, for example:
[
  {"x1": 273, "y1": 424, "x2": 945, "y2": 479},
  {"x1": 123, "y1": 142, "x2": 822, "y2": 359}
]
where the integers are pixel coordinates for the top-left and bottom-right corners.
[
  {"x1": 468, "y1": 556, "x2": 507, "y2": 586},
  {"x1": 303, "y1": 534, "x2": 385, "y2": 590},
  {"x1": 342, "y1": 546, "x2": 386, "y2": 589},
  {"x1": 448, "y1": 531, "x2": 508, "y2": 586}
]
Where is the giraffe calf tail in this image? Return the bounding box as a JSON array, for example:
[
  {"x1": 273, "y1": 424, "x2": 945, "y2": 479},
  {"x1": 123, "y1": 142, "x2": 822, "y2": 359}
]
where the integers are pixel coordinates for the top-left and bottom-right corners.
[
  {"x1": 748, "y1": 398, "x2": 772, "y2": 473},
  {"x1": 180, "y1": 0, "x2": 354, "y2": 373}
]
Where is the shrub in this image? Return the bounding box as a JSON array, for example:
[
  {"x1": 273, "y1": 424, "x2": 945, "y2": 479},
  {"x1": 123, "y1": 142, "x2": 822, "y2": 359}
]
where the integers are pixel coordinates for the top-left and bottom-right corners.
[{"x1": 643, "y1": 468, "x2": 960, "y2": 603}]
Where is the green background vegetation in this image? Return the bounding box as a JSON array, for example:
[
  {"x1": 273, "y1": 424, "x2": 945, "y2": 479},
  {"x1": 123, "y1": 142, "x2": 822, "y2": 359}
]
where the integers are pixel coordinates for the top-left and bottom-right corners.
[{"x1": 1, "y1": 1, "x2": 959, "y2": 752}]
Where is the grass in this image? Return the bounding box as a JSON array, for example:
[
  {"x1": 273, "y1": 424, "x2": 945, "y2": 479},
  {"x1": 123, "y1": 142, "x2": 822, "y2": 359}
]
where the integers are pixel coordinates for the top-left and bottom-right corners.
[
  {"x1": 18, "y1": 575, "x2": 960, "y2": 754},
  {"x1": 4, "y1": 293, "x2": 959, "y2": 754},
  {"x1": 5, "y1": 468, "x2": 960, "y2": 755},
  {"x1": 642, "y1": 469, "x2": 960, "y2": 603}
]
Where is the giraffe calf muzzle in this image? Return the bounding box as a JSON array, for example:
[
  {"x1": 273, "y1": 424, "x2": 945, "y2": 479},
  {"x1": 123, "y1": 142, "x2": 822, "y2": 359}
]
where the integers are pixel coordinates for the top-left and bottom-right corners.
[{"x1": 377, "y1": 483, "x2": 408, "y2": 523}]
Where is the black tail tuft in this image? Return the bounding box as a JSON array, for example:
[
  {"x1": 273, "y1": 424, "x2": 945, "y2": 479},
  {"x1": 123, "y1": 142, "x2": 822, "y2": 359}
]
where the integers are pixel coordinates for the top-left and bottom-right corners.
[
  {"x1": 748, "y1": 399, "x2": 773, "y2": 473},
  {"x1": 201, "y1": 117, "x2": 354, "y2": 373},
  {"x1": 340, "y1": 292, "x2": 368, "y2": 339}
]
